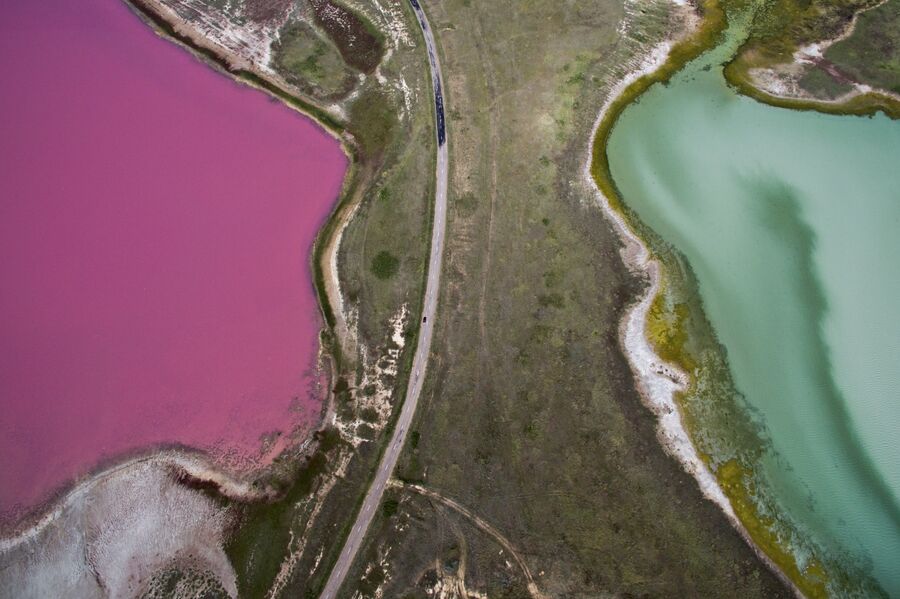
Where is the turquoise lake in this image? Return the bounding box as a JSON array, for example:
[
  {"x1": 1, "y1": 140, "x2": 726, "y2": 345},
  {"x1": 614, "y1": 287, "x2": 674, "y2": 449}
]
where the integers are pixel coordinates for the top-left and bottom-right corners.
[{"x1": 607, "y1": 18, "x2": 900, "y2": 595}]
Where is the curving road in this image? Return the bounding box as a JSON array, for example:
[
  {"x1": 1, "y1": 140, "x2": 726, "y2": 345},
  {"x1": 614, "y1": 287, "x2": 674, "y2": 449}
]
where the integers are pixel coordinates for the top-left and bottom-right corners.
[{"x1": 318, "y1": 1, "x2": 448, "y2": 597}]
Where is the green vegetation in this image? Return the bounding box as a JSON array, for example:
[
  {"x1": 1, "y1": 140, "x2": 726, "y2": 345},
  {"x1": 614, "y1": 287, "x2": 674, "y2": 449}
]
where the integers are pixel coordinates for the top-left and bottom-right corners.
[
  {"x1": 721, "y1": 0, "x2": 900, "y2": 116},
  {"x1": 342, "y1": 0, "x2": 790, "y2": 597},
  {"x1": 798, "y1": 66, "x2": 854, "y2": 98},
  {"x1": 826, "y1": 0, "x2": 900, "y2": 94},
  {"x1": 273, "y1": 23, "x2": 355, "y2": 98},
  {"x1": 381, "y1": 498, "x2": 399, "y2": 517},
  {"x1": 731, "y1": 0, "x2": 875, "y2": 66},
  {"x1": 139, "y1": 565, "x2": 231, "y2": 599},
  {"x1": 346, "y1": 89, "x2": 397, "y2": 155},
  {"x1": 309, "y1": 0, "x2": 385, "y2": 74},
  {"x1": 370, "y1": 250, "x2": 400, "y2": 280},
  {"x1": 225, "y1": 430, "x2": 341, "y2": 596}
]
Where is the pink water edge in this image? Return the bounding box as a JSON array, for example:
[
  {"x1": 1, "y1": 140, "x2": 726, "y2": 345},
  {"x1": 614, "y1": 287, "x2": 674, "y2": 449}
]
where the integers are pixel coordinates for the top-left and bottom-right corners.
[{"x1": 0, "y1": 1, "x2": 347, "y2": 519}]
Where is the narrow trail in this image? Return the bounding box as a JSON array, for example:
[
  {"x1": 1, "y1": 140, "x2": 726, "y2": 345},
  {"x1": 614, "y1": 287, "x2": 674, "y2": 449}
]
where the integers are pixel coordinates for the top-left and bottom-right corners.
[
  {"x1": 471, "y1": 3, "x2": 500, "y2": 349},
  {"x1": 317, "y1": 0, "x2": 449, "y2": 596},
  {"x1": 396, "y1": 481, "x2": 549, "y2": 599}
]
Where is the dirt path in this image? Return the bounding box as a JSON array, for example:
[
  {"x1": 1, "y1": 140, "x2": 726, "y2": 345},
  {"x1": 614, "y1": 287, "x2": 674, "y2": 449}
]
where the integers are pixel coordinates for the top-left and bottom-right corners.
[
  {"x1": 471, "y1": 4, "x2": 500, "y2": 348},
  {"x1": 396, "y1": 481, "x2": 549, "y2": 599}
]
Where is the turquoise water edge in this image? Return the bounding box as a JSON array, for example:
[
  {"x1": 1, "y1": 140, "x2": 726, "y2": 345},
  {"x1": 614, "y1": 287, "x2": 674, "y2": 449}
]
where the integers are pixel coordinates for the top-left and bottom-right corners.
[{"x1": 607, "y1": 15, "x2": 900, "y2": 596}]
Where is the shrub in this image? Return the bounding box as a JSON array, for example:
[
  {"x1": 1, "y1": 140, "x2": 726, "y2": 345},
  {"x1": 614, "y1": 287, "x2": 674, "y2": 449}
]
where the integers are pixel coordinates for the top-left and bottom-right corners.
[{"x1": 371, "y1": 251, "x2": 400, "y2": 280}]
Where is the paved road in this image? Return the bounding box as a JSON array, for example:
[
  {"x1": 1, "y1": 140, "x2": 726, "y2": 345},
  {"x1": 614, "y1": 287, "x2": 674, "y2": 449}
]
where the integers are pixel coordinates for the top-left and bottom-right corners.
[{"x1": 318, "y1": 1, "x2": 448, "y2": 597}]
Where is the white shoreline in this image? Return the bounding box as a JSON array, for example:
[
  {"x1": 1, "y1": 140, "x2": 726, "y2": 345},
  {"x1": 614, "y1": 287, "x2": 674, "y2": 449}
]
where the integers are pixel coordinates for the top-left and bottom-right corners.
[
  {"x1": 582, "y1": 30, "x2": 805, "y2": 599},
  {"x1": 0, "y1": 449, "x2": 274, "y2": 551}
]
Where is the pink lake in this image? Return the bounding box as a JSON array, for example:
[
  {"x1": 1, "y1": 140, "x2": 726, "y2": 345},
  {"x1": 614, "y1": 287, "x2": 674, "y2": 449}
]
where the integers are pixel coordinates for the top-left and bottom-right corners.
[{"x1": 0, "y1": 1, "x2": 346, "y2": 520}]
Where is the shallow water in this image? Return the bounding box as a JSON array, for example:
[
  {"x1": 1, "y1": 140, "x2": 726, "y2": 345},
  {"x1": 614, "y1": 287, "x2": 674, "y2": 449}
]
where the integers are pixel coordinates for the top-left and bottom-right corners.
[
  {"x1": 0, "y1": 1, "x2": 346, "y2": 517},
  {"x1": 608, "y1": 21, "x2": 900, "y2": 594}
]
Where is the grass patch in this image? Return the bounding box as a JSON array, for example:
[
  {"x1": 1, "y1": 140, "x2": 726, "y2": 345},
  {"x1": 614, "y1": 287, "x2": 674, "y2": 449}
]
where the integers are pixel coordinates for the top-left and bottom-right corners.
[
  {"x1": 371, "y1": 250, "x2": 400, "y2": 280},
  {"x1": 718, "y1": 460, "x2": 829, "y2": 599},
  {"x1": 272, "y1": 22, "x2": 354, "y2": 97},
  {"x1": 825, "y1": 0, "x2": 900, "y2": 94},
  {"x1": 225, "y1": 430, "x2": 343, "y2": 598},
  {"x1": 382, "y1": 498, "x2": 400, "y2": 517},
  {"x1": 797, "y1": 66, "x2": 854, "y2": 98},
  {"x1": 721, "y1": 0, "x2": 900, "y2": 116},
  {"x1": 348, "y1": 89, "x2": 397, "y2": 156},
  {"x1": 309, "y1": 0, "x2": 385, "y2": 74}
]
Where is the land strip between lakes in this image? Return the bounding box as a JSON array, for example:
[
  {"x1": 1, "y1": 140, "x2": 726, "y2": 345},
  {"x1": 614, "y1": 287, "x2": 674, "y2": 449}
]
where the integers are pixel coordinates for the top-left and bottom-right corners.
[
  {"x1": 336, "y1": 0, "x2": 795, "y2": 595},
  {"x1": 318, "y1": 0, "x2": 449, "y2": 597}
]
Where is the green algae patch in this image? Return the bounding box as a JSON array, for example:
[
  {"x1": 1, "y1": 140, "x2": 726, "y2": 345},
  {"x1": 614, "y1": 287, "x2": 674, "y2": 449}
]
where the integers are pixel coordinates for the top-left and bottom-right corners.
[
  {"x1": 641, "y1": 257, "x2": 840, "y2": 597},
  {"x1": 646, "y1": 293, "x2": 696, "y2": 374},
  {"x1": 657, "y1": 296, "x2": 840, "y2": 597},
  {"x1": 641, "y1": 267, "x2": 835, "y2": 596},
  {"x1": 718, "y1": 460, "x2": 830, "y2": 599}
]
